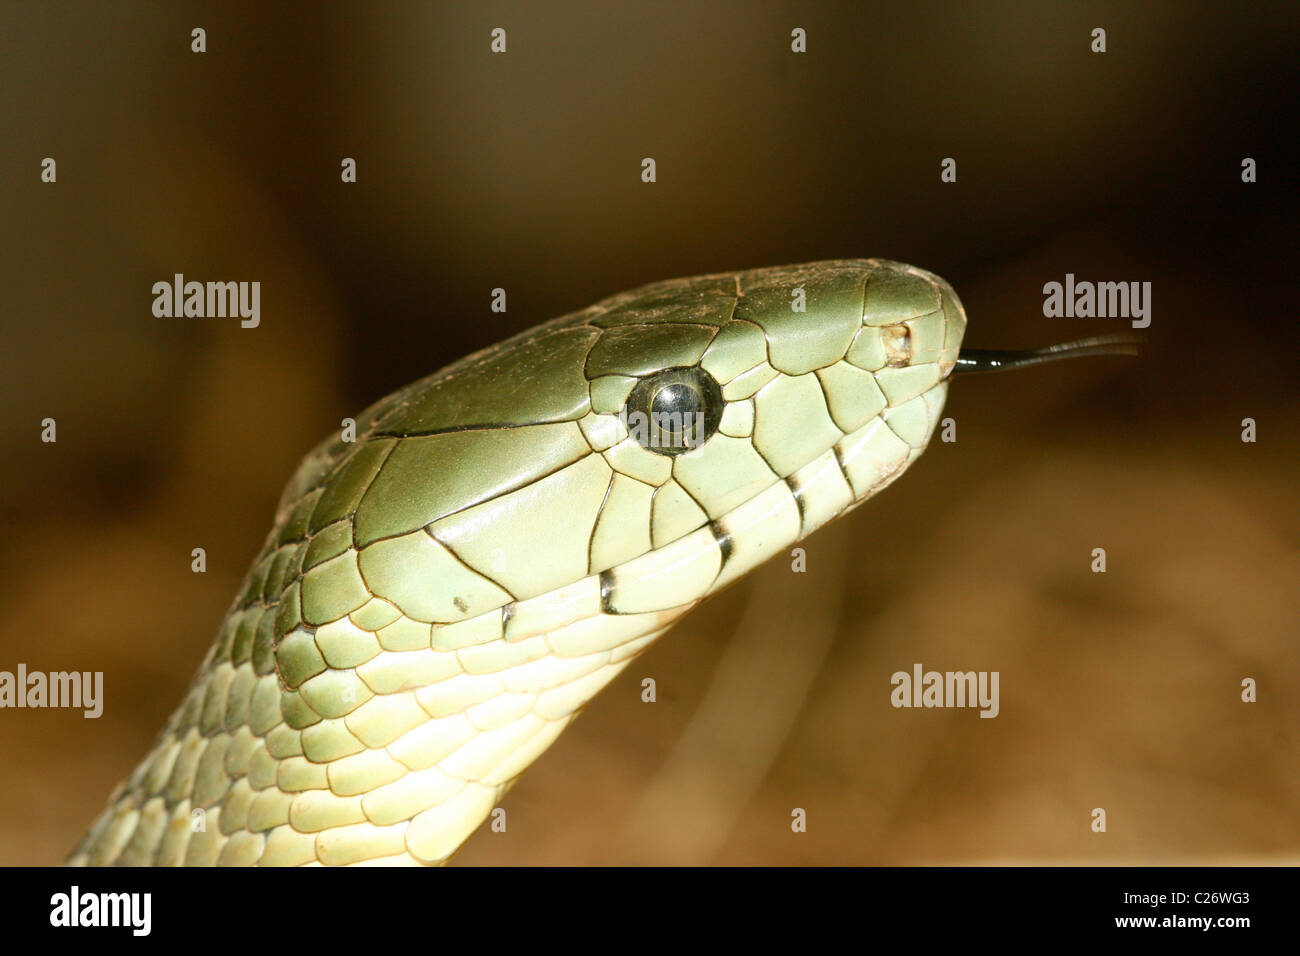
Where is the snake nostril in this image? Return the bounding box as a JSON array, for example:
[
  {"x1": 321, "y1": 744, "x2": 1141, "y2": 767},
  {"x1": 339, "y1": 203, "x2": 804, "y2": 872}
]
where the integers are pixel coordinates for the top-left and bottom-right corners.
[{"x1": 882, "y1": 324, "x2": 912, "y2": 367}]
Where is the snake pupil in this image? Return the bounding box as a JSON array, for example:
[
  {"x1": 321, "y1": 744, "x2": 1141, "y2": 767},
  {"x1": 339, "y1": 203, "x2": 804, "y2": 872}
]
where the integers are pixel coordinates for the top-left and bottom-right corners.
[
  {"x1": 651, "y1": 384, "x2": 703, "y2": 449},
  {"x1": 623, "y1": 367, "x2": 723, "y2": 456}
]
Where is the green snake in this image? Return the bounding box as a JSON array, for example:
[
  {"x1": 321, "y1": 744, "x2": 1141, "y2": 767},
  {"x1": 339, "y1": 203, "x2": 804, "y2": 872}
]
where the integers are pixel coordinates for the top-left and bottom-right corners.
[{"x1": 69, "y1": 259, "x2": 1131, "y2": 866}]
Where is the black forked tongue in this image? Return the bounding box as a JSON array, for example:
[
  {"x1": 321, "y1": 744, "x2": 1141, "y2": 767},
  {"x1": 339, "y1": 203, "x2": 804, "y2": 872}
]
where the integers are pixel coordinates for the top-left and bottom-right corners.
[{"x1": 953, "y1": 334, "x2": 1141, "y2": 374}]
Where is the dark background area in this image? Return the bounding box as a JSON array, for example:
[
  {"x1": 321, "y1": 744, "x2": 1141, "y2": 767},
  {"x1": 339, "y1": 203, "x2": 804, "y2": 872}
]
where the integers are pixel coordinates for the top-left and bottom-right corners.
[{"x1": 1, "y1": 1, "x2": 1296, "y2": 864}]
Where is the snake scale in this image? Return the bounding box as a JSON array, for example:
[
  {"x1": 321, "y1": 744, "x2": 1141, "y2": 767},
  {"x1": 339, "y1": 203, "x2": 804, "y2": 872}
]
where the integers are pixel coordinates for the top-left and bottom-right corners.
[{"x1": 69, "y1": 259, "x2": 1126, "y2": 866}]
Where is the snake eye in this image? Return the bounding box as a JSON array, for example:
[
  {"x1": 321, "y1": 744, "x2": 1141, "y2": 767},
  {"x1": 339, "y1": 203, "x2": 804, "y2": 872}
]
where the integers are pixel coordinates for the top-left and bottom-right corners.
[{"x1": 622, "y1": 366, "x2": 724, "y2": 456}]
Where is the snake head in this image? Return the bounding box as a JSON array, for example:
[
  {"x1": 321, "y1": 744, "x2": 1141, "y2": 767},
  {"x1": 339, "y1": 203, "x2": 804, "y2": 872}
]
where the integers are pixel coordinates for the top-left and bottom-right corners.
[{"x1": 264, "y1": 260, "x2": 967, "y2": 631}]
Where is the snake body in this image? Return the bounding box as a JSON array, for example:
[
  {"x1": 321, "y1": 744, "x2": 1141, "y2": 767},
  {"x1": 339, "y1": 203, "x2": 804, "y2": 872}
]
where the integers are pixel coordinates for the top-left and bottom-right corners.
[{"x1": 70, "y1": 259, "x2": 965, "y2": 866}]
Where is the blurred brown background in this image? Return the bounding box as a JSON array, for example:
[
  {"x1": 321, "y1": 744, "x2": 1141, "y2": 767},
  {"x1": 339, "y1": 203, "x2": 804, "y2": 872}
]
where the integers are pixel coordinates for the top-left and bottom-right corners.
[{"x1": 1, "y1": 2, "x2": 1296, "y2": 865}]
